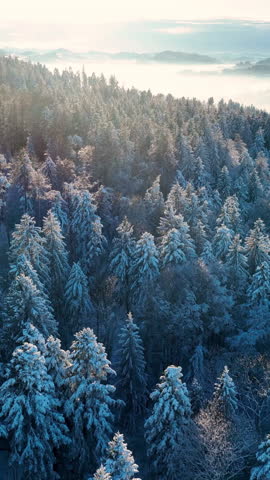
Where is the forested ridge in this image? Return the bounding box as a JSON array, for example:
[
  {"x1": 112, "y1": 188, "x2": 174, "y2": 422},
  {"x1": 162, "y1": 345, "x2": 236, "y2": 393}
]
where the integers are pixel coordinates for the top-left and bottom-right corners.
[{"x1": 2, "y1": 55, "x2": 270, "y2": 479}]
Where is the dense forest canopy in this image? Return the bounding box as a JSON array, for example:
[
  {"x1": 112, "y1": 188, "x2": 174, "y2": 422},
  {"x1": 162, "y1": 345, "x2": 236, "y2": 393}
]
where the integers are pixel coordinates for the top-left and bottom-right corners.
[{"x1": 1, "y1": 55, "x2": 270, "y2": 479}]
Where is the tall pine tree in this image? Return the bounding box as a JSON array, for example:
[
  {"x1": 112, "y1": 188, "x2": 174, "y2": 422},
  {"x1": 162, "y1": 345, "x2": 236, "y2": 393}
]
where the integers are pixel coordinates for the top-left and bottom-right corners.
[
  {"x1": 104, "y1": 432, "x2": 141, "y2": 480},
  {"x1": 0, "y1": 342, "x2": 69, "y2": 479},
  {"x1": 145, "y1": 365, "x2": 192, "y2": 478},
  {"x1": 65, "y1": 328, "x2": 119, "y2": 475},
  {"x1": 116, "y1": 313, "x2": 147, "y2": 426}
]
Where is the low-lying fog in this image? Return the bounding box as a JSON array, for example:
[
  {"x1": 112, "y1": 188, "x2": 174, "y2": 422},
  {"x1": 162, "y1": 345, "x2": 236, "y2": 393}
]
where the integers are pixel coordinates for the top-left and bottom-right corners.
[{"x1": 47, "y1": 60, "x2": 270, "y2": 111}]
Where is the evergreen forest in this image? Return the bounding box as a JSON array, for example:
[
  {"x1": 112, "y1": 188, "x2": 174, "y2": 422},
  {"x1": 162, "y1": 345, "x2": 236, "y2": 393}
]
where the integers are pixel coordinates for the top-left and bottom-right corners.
[{"x1": 1, "y1": 55, "x2": 270, "y2": 479}]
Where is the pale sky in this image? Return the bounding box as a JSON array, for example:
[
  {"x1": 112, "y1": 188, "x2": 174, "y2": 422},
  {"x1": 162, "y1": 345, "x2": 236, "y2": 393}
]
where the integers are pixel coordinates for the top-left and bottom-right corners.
[
  {"x1": 2, "y1": 0, "x2": 270, "y2": 24},
  {"x1": 2, "y1": 0, "x2": 270, "y2": 52}
]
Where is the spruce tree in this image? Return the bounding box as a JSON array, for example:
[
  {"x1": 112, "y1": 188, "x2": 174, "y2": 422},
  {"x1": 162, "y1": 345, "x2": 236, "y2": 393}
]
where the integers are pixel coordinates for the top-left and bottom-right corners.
[
  {"x1": 64, "y1": 262, "x2": 95, "y2": 340},
  {"x1": 144, "y1": 175, "x2": 164, "y2": 232},
  {"x1": 201, "y1": 240, "x2": 215, "y2": 265},
  {"x1": 213, "y1": 366, "x2": 238, "y2": 418},
  {"x1": 65, "y1": 328, "x2": 118, "y2": 474},
  {"x1": 45, "y1": 335, "x2": 70, "y2": 390},
  {"x1": 9, "y1": 253, "x2": 48, "y2": 298},
  {"x1": 165, "y1": 182, "x2": 184, "y2": 216},
  {"x1": 40, "y1": 153, "x2": 57, "y2": 188},
  {"x1": 51, "y1": 191, "x2": 69, "y2": 235},
  {"x1": 109, "y1": 217, "x2": 135, "y2": 308},
  {"x1": 245, "y1": 219, "x2": 270, "y2": 274},
  {"x1": 16, "y1": 321, "x2": 46, "y2": 354},
  {"x1": 2, "y1": 274, "x2": 57, "y2": 356},
  {"x1": 70, "y1": 189, "x2": 99, "y2": 265},
  {"x1": 144, "y1": 365, "x2": 192, "y2": 477},
  {"x1": 217, "y1": 195, "x2": 241, "y2": 233},
  {"x1": 250, "y1": 435, "x2": 270, "y2": 480},
  {"x1": 9, "y1": 213, "x2": 50, "y2": 287},
  {"x1": 130, "y1": 232, "x2": 159, "y2": 309},
  {"x1": 90, "y1": 465, "x2": 112, "y2": 480},
  {"x1": 12, "y1": 151, "x2": 36, "y2": 213},
  {"x1": 226, "y1": 234, "x2": 249, "y2": 292},
  {"x1": 213, "y1": 223, "x2": 233, "y2": 261},
  {"x1": 217, "y1": 165, "x2": 231, "y2": 199},
  {"x1": 104, "y1": 432, "x2": 141, "y2": 480},
  {"x1": 248, "y1": 261, "x2": 270, "y2": 307},
  {"x1": 248, "y1": 169, "x2": 263, "y2": 202},
  {"x1": 251, "y1": 127, "x2": 267, "y2": 158},
  {"x1": 0, "y1": 343, "x2": 69, "y2": 479},
  {"x1": 116, "y1": 313, "x2": 147, "y2": 424},
  {"x1": 162, "y1": 213, "x2": 196, "y2": 260},
  {"x1": 86, "y1": 218, "x2": 107, "y2": 275},
  {"x1": 158, "y1": 205, "x2": 185, "y2": 235},
  {"x1": 160, "y1": 228, "x2": 186, "y2": 269},
  {"x1": 43, "y1": 209, "x2": 69, "y2": 312}
]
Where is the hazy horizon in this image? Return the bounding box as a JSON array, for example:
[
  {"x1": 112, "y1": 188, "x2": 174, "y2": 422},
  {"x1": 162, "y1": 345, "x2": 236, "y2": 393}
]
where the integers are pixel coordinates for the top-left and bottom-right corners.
[
  {"x1": 1, "y1": 0, "x2": 270, "y2": 53},
  {"x1": 2, "y1": 2, "x2": 270, "y2": 109}
]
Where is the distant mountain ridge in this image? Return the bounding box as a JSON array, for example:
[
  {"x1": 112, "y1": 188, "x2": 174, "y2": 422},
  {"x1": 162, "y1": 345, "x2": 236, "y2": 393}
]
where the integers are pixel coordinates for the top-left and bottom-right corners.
[
  {"x1": 0, "y1": 47, "x2": 218, "y2": 65},
  {"x1": 223, "y1": 57, "x2": 270, "y2": 76}
]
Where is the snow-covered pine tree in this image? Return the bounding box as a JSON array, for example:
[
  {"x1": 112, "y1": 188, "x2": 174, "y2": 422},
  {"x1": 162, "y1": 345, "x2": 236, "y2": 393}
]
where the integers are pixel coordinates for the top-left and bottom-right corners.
[
  {"x1": 144, "y1": 175, "x2": 164, "y2": 232},
  {"x1": 190, "y1": 218, "x2": 208, "y2": 255},
  {"x1": 251, "y1": 127, "x2": 268, "y2": 159},
  {"x1": 130, "y1": 232, "x2": 159, "y2": 310},
  {"x1": 183, "y1": 191, "x2": 209, "y2": 240},
  {"x1": 193, "y1": 156, "x2": 208, "y2": 189},
  {"x1": 213, "y1": 366, "x2": 238, "y2": 418},
  {"x1": 248, "y1": 169, "x2": 263, "y2": 202},
  {"x1": 2, "y1": 274, "x2": 57, "y2": 356},
  {"x1": 40, "y1": 153, "x2": 58, "y2": 188},
  {"x1": 65, "y1": 328, "x2": 118, "y2": 474},
  {"x1": 165, "y1": 181, "x2": 184, "y2": 216},
  {"x1": 109, "y1": 217, "x2": 135, "y2": 308},
  {"x1": 45, "y1": 335, "x2": 71, "y2": 390},
  {"x1": 250, "y1": 435, "x2": 270, "y2": 480},
  {"x1": 64, "y1": 262, "x2": 95, "y2": 341},
  {"x1": 16, "y1": 321, "x2": 46, "y2": 354},
  {"x1": 178, "y1": 135, "x2": 195, "y2": 178},
  {"x1": 213, "y1": 223, "x2": 233, "y2": 261},
  {"x1": 104, "y1": 432, "x2": 141, "y2": 480},
  {"x1": 90, "y1": 465, "x2": 112, "y2": 480},
  {"x1": 116, "y1": 313, "x2": 147, "y2": 424},
  {"x1": 27, "y1": 170, "x2": 51, "y2": 224},
  {"x1": 70, "y1": 189, "x2": 99, "y2": 265},
  {"x1": 86, "y1": 218, "x2": 107, "y2": 275},
  {"x1": 51, "y1": 191, "x2": 69, "y2": 235},
  {"x1": 12, "y1": 151, "x2": 36, "y2": 213},
  {"x1": 9, "y1": 253, "x2": 48, "y2": 299},
  {"x1": 158, "y1": 205, "x2": 184, "y2": 235},
  {"x1": 160, "y1": 213, "x2": 196, "y2": 260},
  {"x1": 245, "y1": 219, "x2": 270, "y2": 274},
  {"x1": 216, "y1": 195, "x2": 241, "y2": 234},
  {"x1": 201, "y1": 239, "x2": 215, "y2": 265},
  {"x1": 225, "y1": 234, "x2": 249, "y2": 293},
  {"x1": 9, "y1": 213, "x2": 50, "y2": 287},
  {"x1": 247, "y1": 261, "x2": 270, "y2": 307},
  {"x1": 217, "y1": 165, "x2": 231, "y2": 199},
  {"x1": 144, "y1": 365, "x2": 192, "y2": 477},
  {"x1": 160, "y1": 228, "x2": 186, "y2": 269},
  {"x1": 0, "y1": 343, "x2": 69, "y2": 479},
  {"x1": 43, "y1": 209, "x2": 69, "y2": 313}
]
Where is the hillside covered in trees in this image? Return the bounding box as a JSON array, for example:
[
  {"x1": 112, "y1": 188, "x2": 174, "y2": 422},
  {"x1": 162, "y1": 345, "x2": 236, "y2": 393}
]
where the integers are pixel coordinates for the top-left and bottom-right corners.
[{"x1": 1, "y1": 55, "x2": 270, "y2": 479}]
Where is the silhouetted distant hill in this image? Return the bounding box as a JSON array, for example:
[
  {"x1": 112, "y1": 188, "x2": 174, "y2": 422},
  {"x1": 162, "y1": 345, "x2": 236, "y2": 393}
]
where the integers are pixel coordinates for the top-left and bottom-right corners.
[
  {"x1": 0, "y1": 48, "x2": 218, "y2": 64},
  {"x1": 223, "y1": 57, "x2": 270, "y2": 76}
]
